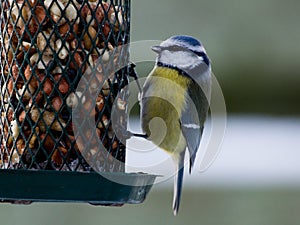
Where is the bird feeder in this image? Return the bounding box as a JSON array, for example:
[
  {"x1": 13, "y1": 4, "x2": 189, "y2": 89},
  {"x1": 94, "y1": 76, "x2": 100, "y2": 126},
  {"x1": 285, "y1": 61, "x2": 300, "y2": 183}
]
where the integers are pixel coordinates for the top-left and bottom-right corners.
[{"x1": 0, "y1": 0, "x2": 156, "y2": 205}]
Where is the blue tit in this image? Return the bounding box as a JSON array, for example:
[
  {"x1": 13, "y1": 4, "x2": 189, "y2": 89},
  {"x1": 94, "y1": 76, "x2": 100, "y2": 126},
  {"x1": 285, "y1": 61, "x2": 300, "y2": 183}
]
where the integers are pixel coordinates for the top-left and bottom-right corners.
[{"x1": 140, "y1": 35, "x2": 211, "y2": 215}]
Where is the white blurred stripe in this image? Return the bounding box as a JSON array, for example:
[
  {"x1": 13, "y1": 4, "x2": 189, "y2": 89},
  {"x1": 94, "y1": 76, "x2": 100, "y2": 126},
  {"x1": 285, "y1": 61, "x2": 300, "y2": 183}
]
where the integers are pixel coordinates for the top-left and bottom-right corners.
[{"x1": 127, "y1": 116, "x2": 300, "y2": 188}]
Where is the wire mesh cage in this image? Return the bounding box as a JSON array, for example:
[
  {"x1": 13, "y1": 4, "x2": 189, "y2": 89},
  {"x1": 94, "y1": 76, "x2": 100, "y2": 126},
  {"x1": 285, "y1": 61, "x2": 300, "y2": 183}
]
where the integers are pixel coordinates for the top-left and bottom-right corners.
[{"x1": 0, "y1": 0, "x2": 156, "y2": 204}]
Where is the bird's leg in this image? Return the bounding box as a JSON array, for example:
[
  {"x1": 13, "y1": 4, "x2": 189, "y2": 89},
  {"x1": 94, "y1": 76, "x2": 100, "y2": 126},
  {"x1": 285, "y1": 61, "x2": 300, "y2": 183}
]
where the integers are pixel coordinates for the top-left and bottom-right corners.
[
  {"x1": 123, "y1": 130, "x2": 148, "y2": 139},
  {"x1": 132, "y1": 133, "x2": 148, "y2": 139}
]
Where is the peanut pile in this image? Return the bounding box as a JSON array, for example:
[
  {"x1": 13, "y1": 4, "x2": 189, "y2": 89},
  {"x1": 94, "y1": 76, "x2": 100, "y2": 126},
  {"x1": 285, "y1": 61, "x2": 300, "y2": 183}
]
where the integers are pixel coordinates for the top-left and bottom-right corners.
[{"x1": 0, "y1": 0, "x2": 128, "y2": 171}]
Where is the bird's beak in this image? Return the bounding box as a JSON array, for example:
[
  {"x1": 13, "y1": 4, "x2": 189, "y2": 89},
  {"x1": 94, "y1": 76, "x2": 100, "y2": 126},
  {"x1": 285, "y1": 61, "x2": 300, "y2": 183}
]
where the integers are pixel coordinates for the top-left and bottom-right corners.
[{"x1": 151, "y1": 45, "x2": 162, "y2": 53}]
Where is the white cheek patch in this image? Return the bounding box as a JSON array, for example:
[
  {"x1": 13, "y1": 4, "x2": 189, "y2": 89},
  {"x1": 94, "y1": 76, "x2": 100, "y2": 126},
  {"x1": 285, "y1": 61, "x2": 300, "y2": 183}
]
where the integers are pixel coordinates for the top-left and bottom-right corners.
[{"x1": 159, "y1": 51, "x2": 203, "y2": 69}]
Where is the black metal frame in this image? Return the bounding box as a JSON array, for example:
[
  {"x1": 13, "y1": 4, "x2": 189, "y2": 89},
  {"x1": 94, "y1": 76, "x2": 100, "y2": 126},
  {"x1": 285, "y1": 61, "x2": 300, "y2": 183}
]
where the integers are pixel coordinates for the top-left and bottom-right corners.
[
  {"x1": 0, "y1": 0, "x2": 156, "y2": 204},
  {"x1": 0, "y1": 0, "x2": 129, "y2": 171}
]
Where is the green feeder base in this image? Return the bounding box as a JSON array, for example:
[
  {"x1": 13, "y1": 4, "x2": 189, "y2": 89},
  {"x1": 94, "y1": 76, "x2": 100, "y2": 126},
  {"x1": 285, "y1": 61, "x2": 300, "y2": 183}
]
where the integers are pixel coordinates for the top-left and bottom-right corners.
[{"x1": 0, "y1": 170, "x2": 157, "y2": 206}]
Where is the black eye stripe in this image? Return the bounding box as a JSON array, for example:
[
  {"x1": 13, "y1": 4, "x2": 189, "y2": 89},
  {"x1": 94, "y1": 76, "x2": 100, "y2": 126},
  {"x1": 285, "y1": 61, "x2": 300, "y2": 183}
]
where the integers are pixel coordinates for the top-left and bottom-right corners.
[
  {"x1": 162, "y1": 46, "x2": 204, "y2": 57},
  {"x1": 162, "y1": 46, "x2": 185, "y2": 52}
]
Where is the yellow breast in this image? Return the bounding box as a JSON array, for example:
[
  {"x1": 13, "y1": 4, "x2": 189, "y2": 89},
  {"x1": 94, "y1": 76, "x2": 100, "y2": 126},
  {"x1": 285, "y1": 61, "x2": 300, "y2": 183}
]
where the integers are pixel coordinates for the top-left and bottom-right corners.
[
  {"x1": 148, "y1": 66, "x2": 190, "y2": 113},
  {"x1": 141, "y1": 66, "x2": 190, "y2": 154}
]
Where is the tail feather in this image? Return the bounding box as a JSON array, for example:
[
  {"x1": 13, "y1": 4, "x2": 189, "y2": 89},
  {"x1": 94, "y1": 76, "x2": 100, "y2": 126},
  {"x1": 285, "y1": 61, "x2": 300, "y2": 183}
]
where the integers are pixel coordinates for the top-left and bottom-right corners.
[{"x1": 173, "y1": 152, "x2": 185, "y2": 216}]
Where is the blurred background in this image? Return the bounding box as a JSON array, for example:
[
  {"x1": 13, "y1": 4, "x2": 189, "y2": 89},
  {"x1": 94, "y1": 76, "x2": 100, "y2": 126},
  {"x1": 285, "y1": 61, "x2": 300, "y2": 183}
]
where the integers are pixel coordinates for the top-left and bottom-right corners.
[
  {"x1": 1, "y1": 0, "x2": 300, "y2": 224},
  {"x1": 131, "y1": 0, "x2": 300, "y2": 115}
]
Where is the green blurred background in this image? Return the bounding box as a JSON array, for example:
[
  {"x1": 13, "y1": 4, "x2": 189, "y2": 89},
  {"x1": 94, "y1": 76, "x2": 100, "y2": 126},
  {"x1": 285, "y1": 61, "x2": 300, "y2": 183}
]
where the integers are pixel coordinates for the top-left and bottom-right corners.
[
  {"x1": 1, "y1": 0, "x2": 300, "y2": 224},
  {"x1": 132, "y1": 0, "x2": 300, "y2": 115},
  {"x1": 2, "y1": 189, "x2": 300, "y2": 225}
]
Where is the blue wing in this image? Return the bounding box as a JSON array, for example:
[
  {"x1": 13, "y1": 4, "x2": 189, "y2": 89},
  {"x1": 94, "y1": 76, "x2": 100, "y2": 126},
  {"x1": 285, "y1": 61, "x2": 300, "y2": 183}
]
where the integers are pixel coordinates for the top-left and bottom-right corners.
[{"x1": 180, "y1": 65, "x2": 210, "y2": 173}]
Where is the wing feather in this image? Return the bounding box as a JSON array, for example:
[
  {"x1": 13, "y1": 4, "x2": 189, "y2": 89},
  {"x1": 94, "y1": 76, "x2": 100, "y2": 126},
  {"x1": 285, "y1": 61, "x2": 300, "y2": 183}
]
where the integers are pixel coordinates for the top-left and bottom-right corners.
[{"x1": 180, "y1": 64, "x2": 210, "y2": 173}]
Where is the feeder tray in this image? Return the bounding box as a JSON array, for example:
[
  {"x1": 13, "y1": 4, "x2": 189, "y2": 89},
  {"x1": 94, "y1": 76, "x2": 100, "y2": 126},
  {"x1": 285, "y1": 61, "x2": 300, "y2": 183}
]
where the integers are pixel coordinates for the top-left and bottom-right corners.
[
  {"x1": 0, "y1": 170, "x2": 157, "y2": 205},
  {"x1": 0, "y1": 0, "x2": 157, "y2": 205}
]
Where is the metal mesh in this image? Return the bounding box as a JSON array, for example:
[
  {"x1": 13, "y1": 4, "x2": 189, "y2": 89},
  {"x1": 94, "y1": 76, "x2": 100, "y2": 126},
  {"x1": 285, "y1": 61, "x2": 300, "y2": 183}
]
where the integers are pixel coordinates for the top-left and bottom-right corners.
[{"x1": 0, "y1": 0, "x2": 130, "y2": 172}]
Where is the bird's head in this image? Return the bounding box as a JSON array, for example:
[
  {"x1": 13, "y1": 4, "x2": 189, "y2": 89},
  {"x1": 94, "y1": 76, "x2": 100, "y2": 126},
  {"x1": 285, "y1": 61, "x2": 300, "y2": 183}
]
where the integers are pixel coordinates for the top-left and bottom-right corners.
[{"x1": 152, "y1": 35, "x2": 210, "y2": 71}]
